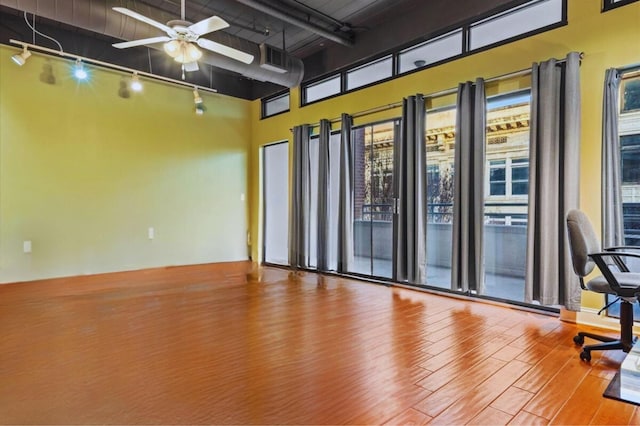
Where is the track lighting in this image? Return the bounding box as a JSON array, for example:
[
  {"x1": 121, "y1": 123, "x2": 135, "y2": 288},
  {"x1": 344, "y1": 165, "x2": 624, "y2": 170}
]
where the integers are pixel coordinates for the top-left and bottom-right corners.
[
  {"x1": 130, "y1": 72, "x2": 143, "y2": 92},
  {"x1": 10, "y1": 40, "x2": 219, "y2": 96},
  {"x1": 73, "y1": 59, "x2": 88, "y2": 80},
  {"x1": 193, "y1": 88, "x2": 203, "y2": 105},
  {"x1": 11, "y1": 46, "x2": 31, "y2": 66},
  {"x1": 193, "y1": 88, "x2": 205, "y2": 115}
]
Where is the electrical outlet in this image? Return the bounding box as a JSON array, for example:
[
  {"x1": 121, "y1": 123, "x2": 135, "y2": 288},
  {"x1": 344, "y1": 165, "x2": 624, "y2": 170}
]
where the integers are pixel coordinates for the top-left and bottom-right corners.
[
  {"x1": 23, "y1": 240, "x2": 32, "y2": 253},
  {"x1": 148, "y1": 227, "x2": 154, "y2": 240}
]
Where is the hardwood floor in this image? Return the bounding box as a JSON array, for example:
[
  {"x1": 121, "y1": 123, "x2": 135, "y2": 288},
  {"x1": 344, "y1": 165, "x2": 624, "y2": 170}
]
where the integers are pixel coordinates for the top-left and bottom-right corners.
[{"x1": 0, "y1": 262, "x2": 638, "y2": 425}]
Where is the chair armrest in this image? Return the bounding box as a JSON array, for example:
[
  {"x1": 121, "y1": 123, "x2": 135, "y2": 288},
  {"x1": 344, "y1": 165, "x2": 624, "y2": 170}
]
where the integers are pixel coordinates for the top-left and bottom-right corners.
[
  {"x1": 588, "y1": 252, "x2": 640, "y2": 296},
  {"x1": 590, "y1": 251, "x2": 640, "y2": 260},
  {"x1": 592, "y1": 251, "x2": 640, "y2": 273},
  {"x1": 604, "y1": 246, "x2": 640, "y2": 252}
]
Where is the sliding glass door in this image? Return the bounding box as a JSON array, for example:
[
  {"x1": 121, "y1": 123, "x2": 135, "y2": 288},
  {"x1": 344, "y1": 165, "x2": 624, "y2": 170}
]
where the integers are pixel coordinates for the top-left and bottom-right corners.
[
  {"x1": 350, "y1": 120, "x2": 397, "y2": 279},
  {"x1": 482, "y1": 90, "x2": 531, "y2": 302},
  {"x1": 262, "y1": 141, "x2": 289, "y2": 265},
  {"x1": 272, "y1": 90, "x2": 532, "y2": 305},
  {"x1": 425, "y1": 105, "x2": 456, "y2": 289}
]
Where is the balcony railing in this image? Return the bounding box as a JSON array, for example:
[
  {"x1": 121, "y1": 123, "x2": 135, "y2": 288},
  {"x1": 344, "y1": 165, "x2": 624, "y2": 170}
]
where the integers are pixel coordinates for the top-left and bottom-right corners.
[
  {"x1": 623, "y1": 202, "x2": 640, "y2": 245},
  {"x1": 361, "y1": 202, "x2": 529, "y2": 224}
]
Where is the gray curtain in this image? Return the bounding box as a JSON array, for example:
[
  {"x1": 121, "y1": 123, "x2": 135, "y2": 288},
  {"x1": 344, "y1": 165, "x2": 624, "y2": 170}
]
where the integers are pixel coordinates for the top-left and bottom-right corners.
[
  {"x1": 316, "y1": 119, "x2": 331, "y2": 271},
  {"x1": 602, "y1": 68, "x2": 624, "y2": 248},
  {"x1": 289, "y1": 124, "x2": 311, "y2": 268},
  {"x1": 337, "y1": 114, "x2": 354, "y2": 273},
  {"x1": 451, "y1": 79, "x2": 486, "y2": 293},
  {"x1": 525, "y1": 52, "x2": 581, "y2": 310},
  {"x1": 394, "y1": 95, "x2": 427, "y2": 284}
]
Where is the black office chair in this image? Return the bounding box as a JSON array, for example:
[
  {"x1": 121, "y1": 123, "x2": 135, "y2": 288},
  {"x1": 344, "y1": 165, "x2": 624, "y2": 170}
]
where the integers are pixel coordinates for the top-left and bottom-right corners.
[{"x1": 566, "y1": 209, "x2": 640, "y2": 362}]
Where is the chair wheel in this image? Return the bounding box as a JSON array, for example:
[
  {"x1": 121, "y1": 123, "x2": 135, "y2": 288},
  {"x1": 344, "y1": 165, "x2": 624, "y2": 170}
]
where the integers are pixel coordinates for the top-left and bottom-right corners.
[
  {"x1": 574, "y1": 335, "x2": 584, "y2": 345},
  {"x1": 580, "y1": 350, "x2": 591, "y2": 362}
]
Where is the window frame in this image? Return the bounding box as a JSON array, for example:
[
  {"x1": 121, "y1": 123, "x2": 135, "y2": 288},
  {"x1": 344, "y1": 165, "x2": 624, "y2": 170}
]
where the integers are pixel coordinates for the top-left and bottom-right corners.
[
  {"x1": 467, "y1": 0, "x2": 566, "y2": 53},
  {"x1": 602, "y1": 0, "x2": 639, "y2": 12},
  {"x1": 302, "y1": 74, "x2": 342, "y2": 105},
  {"x1": 488, "y1": 160, "x2": 507, "y2": 197},
  {"x1": 346, "y1": 55, "x2": 394, "y2": 91},
  {"x1": 397, "y1": 29, "x2": 464, "y2": 75},
  {"x1": 261, "y1": 90, "x2": 290, "y2": 119},
  {"x1": 297, "y1": 0, "x2": 566, "y2": 107},
  {"x1": 605, "y1": 65, "x2": 640, "y2": 320},
  {"x1": 261, "y1": 140, "x2": 290, "y2": 265},
  {"x1": 486, "y1": 157, "x2": 531, "y2": 199},
  {"x1": 510, "y1": 158, "x2": 530, "y2": 196},
  {"x1": 617, "y1": 69, "x2": 640, "y2": 249}
]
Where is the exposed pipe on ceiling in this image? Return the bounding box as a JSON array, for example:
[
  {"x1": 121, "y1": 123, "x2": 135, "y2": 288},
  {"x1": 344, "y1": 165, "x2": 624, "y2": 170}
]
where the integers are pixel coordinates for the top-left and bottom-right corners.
[
  {"x1": 0, "y1": 0, "x2": 304, "y2": 87},
  {"x1": 229, "y1": 0, "x2": 354, "y2": 47},
  {"x1": 278, "y1": 0, "x2": 348, "y2": 30}
]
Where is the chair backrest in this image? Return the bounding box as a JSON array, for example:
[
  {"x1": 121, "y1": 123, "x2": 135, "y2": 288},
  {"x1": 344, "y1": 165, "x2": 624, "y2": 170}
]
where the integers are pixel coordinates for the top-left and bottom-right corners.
[{"x1": 566, "y1": 209, "x2": 601, "y2": 277}]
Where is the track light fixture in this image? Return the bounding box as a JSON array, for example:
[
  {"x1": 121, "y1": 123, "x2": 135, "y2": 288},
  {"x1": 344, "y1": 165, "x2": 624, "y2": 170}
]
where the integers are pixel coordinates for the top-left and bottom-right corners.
[
  {"x1": 193, "y1": 88, "x2": 205, "y2": 115},
  {"x1": 73, "y1": 59, "x2": 88, "y2": 80},
  {"x1": 11, "y1": 46, "x2": 31, "y2": 66},
  {"x1": 9, "y1": 39, "x2": 219, "y2": 96},
  {"x1": 130, "y1": 72, "x2": 143, "y2": 92},
  {"x1": 193, "y1": 88, "x2": 203, "y2": 105}
]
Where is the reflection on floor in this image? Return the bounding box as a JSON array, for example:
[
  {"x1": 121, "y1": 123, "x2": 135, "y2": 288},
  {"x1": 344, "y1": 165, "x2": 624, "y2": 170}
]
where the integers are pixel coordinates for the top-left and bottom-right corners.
[{"x1": 350, "y1": 257, "x2": 526, "y2": 302}]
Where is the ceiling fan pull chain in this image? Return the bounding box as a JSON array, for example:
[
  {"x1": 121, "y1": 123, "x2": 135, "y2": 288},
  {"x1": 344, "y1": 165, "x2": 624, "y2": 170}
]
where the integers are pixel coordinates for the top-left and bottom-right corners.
[{"x1": 181, "y1": 64, "x2": 185, "y2": 80}]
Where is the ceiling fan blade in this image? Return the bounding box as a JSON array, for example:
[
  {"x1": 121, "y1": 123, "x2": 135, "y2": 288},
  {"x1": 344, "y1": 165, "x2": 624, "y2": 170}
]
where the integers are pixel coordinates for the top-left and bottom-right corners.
[
  {"x1": 197, "y1": 38, "x2": 254, "y2": 64},
  {"x1": 189, "y1": 16, "x2": 229, "y2": 36},
  {"x1": 113, "y1": 7, "x2": 176, "y2": 36},
  {"x1": 112, "y1": 36, "x2": 172, "y2": 49},
  {"x1": 183, "y1": 61, "x2": 200, "y2": 72}
]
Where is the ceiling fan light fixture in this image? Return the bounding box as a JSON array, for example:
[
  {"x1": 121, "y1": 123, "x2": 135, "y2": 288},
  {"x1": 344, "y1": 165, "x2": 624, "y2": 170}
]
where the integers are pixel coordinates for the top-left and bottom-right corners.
[
  {"x1": 174, "y1": 42, "x2": 202, "y2": 64},
  {"x1": 11, "y1": 46, "x2": 31, "y2": 66},
  {"x1": 165, "y1": 40, "x2": 203, "y2": 64},
  {"x1": 163, "y1": 40, "x2": 181, "y2": 58}
]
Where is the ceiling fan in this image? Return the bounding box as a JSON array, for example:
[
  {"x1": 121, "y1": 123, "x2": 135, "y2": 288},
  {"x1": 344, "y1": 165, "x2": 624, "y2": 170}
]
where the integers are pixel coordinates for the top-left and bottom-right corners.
[{"x1": 111, "y1": 0, "x2": 254, "y2": 75}]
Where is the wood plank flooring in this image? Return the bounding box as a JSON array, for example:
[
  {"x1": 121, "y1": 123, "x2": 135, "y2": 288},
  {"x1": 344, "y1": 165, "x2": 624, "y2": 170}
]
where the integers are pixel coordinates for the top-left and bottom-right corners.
[{"x1": 0, "y1": 262, "x2": 638, "y2": 425}]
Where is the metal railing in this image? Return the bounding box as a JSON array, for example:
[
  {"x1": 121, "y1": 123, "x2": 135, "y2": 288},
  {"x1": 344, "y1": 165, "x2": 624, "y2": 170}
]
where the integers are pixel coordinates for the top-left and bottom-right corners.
[
  {"x1": 361, "y1": 202, "x2": 529, "y2": 224},
  {"x1": 359, "y1": 202, "x2": 640, "y2": 242},
  {"x1": 361, "y1": 203, "x2": 394, "y2": 222},
  {"x1": 623, "y1": 202, "x2": 640, "y2": 245}
]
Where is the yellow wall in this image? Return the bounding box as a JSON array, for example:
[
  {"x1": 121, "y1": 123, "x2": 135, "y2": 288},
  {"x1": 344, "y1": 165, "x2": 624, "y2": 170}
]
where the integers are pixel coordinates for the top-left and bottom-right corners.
[
  {"x1": 0, "y1": 46, "x2": 251, "y2": 283},
  {"x1": 249, "y1": 0, "x2": 640, "y2": 313}
]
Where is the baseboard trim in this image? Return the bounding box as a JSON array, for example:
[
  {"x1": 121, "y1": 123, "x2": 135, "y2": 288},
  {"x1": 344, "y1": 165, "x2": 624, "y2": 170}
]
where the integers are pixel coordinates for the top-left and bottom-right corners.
[{"x1": 561, "y1": 307, "x2": 640, "y2": 334}]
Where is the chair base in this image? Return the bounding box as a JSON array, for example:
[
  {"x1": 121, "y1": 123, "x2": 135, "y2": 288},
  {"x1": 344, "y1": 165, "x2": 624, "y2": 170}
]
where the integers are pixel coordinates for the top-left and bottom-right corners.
[{"x1": 574, "y1": 300, "x2": 637, "y2": 362}]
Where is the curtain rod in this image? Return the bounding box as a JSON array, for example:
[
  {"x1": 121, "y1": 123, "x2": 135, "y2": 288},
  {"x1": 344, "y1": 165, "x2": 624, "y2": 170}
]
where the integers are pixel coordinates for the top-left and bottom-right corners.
[
  {"x1": 304, "y1": 52, "x2": 584, "y2": 128},
  {"x1": 8, "y1": 39, "x2": 219, "y2": 95},
  {"x1": 618, "y1": 62, "x2": 640, "y2": 75}
]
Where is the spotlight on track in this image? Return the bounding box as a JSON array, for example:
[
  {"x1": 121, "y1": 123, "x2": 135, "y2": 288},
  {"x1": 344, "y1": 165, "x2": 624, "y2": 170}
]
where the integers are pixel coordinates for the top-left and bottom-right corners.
[{"x1": 11, "y1": 46, "x2": 31, "y2": 66}]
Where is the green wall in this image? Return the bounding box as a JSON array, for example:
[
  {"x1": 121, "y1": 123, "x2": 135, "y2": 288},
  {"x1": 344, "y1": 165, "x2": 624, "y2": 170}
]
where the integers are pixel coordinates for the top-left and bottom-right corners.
[{"x1": 0, "y1": 47, "x2": 251, "y2": 283}]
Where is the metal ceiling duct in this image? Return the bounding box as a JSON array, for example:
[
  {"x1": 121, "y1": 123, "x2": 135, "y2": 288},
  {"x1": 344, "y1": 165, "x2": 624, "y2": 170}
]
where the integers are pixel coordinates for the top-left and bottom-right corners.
[
  {"x1": 230, "y1": 0, "x2": 354, "y2": 47},
  {"x1": 0, "y1": 0, "x2": 304, "y2": 87}
]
